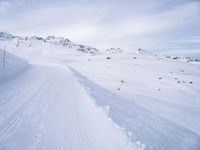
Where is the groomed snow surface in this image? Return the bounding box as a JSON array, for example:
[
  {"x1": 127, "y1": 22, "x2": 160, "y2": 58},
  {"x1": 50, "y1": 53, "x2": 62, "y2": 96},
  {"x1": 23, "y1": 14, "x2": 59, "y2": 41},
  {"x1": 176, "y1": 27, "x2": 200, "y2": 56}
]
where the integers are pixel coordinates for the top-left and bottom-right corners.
[
  {"x1": 0, "y1": 50, "x2": 140, "y2": 150},
  {"x1": 0, "y1": 40, "x2": 200, "y2": 150},
  {"x1": 0, "y1": 64, "x2": 137, "y2": 150}
]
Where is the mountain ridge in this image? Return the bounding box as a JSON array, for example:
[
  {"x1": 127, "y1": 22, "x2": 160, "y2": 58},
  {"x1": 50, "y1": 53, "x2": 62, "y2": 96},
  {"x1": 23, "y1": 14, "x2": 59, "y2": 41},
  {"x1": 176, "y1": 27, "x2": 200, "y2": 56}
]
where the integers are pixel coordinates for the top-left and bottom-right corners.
[{"x1": 0, "y1": 32, "x2": 101, "y2": 55}]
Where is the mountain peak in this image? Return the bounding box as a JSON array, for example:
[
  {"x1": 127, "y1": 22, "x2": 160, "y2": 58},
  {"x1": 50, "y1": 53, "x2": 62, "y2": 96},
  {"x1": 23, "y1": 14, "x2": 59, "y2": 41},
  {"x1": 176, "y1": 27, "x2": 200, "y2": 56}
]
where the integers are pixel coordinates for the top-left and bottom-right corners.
[
  {"x1": 45, "y1": 36, "x2": 72, "y2": 46},
  {"x1": 0, "y1": 32, "x2": 15, "y2": 40}
]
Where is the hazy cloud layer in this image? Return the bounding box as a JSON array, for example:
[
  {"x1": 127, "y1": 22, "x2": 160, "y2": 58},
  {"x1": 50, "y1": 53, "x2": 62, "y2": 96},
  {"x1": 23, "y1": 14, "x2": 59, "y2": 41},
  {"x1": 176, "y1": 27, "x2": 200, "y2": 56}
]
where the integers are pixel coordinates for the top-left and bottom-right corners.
[{"x1": 0, "y1": 0, "x2": 200, "y2": 52}]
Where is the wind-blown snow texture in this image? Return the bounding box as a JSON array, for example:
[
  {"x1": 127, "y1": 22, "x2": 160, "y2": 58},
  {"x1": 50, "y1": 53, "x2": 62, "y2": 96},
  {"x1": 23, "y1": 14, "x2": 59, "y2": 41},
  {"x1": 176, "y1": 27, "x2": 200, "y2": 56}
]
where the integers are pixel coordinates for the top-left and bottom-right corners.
[{"x1": 0, "y1": 32, "x2": 200, "y2": 150}]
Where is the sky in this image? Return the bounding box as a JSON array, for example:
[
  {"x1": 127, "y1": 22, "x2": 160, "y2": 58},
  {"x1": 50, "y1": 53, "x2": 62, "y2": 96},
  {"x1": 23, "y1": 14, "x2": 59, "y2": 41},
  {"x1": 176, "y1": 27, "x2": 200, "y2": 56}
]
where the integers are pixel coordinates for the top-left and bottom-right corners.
[{"x1": 0, "y1": 0, "x2": 200, "y2": 52}]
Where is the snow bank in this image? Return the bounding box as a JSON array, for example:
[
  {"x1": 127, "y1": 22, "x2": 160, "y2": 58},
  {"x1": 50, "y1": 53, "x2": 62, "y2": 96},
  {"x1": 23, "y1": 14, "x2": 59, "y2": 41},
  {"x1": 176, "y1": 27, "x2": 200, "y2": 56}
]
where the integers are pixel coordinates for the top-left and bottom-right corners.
[{"x1": 0, "y1": 49, "x2": 28, "y2": 82}]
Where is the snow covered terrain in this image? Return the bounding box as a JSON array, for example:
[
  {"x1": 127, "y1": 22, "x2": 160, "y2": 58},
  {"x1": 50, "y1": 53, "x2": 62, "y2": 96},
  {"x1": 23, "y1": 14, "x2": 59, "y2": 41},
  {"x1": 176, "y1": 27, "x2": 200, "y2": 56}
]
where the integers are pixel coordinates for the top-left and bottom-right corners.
[
  {"x1": 0, "y1": 32, "x2": 200, "y2": 150},
  {"x1": 69, "y1": 50, "x2": 200, "y2": 149},
  {"x1": 0, "y1": 48, "x2": 28, "y2": 81}
]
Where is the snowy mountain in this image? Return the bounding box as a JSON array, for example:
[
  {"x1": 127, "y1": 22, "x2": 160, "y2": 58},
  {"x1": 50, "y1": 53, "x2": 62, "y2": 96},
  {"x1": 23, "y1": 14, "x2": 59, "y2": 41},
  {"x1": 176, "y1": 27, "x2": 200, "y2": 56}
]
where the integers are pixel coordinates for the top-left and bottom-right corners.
[
  {"x1": 0, "y1": 32, "x2": 101, "y2": 57},
  {"x1": 0, "y1": 32, "x2": 16, "y2": 41}
]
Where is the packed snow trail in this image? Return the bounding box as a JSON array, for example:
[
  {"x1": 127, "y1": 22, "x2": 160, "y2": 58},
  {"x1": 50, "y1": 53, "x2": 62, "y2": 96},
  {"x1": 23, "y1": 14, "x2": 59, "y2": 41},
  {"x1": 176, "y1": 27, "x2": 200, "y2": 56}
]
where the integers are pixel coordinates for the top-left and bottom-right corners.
[{"x1": 0, "y1": 65, "x2": 134, "y2": 150}]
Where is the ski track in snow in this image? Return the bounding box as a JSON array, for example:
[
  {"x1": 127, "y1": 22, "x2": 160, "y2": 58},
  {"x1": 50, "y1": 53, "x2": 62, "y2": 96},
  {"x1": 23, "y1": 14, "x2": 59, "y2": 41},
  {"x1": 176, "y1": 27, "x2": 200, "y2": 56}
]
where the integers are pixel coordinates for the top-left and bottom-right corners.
[{"x1": 0, "y1": 65, "x2": 135, "y2": 150}]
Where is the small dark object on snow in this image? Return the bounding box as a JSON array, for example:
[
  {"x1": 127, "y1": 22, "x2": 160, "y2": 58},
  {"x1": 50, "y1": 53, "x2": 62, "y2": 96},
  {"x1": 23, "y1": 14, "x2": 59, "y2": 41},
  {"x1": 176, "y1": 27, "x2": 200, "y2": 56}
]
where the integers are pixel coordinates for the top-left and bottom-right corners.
[
  {"x1": 118, "y1": 88, "x2": 120, "y2": 90},
  {"x1": 107, "y1": 57, "x2": 111, "y2": 60},
  {"x1": 158, "y1": 77, "x2": 162, "y2": 80},
  {"x1": 88, "y1": 59, "x2": 90, "y2": 61},
  {"x1": 158, "y1": 89, "x2": 161, "y2": 91},
  {"x1": 177, "y1": 81, "x2": 180, "y2": 83},
  {"x1": 189, "y1": 81, "x2": 193, "y2": 84},
  {"x1": 133, "y1": 57, "x2": 137, "y2": 59},
  {"x1": 121, "y1": 80, "x2": 125, "y2": 83},
  {"x1": 174, "y1": 77, "x2": 178, "y2": 80}
]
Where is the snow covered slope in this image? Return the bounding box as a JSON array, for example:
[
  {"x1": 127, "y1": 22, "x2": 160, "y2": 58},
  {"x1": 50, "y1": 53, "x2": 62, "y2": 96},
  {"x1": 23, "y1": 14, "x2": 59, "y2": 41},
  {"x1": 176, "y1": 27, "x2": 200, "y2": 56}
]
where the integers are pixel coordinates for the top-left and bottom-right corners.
[
  {"x1": 67, "y1": 50, "x2": 200, "y2": 150},
  {"x1": 0, "y1": 49, "x2": 28, "y2": 81}
]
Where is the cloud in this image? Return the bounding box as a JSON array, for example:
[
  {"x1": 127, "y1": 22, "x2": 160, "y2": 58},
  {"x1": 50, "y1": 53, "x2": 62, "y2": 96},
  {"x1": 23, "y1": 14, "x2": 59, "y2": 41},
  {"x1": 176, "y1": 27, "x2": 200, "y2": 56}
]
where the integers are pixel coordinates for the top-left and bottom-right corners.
[
  {"x1": 0, "y1": 0, "x2": 12, "y2": 13},
  {"x1": 2, "y1": 3, "x2": 107, "y2": 41},
  {"x1": 0, "y1": 0, "x2": 199, "y2": 52},
  {"x1": 96, "y1": 1, "x2": 200, "y2": 38},
  {"x1": 83, "y1": 1, "x2": 200, "y2": 51}
]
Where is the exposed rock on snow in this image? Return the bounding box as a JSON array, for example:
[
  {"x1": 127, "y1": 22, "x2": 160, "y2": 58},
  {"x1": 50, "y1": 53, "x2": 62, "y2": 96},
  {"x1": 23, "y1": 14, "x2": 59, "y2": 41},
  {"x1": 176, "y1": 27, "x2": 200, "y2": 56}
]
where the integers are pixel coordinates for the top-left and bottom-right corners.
[
  {"x1": 165, "y1": 55, "x2": 200, "y2": 63},
  {"x1": 105, "y1": 48, "x2": 123, "y2": 54}
]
